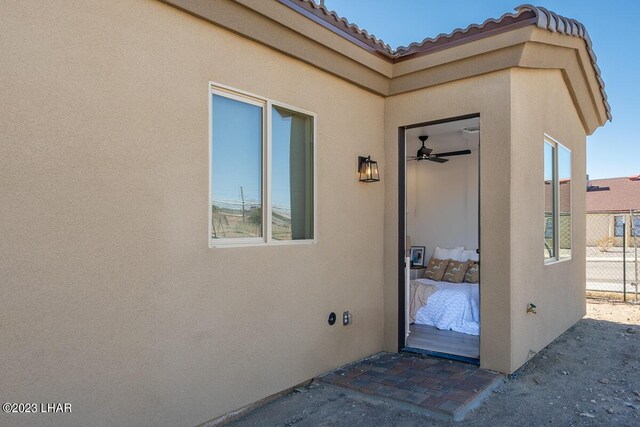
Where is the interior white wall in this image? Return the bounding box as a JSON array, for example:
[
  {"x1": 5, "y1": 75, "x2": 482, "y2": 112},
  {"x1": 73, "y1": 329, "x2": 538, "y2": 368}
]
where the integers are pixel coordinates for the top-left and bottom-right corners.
[{"x1": 406, "y1": 131, "x2": 479, "y2": 260}]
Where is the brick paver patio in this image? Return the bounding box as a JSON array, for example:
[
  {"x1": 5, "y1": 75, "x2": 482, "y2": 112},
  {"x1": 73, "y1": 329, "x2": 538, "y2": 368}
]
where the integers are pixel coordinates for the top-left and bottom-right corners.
[{"x1": 316, "y1": 352, "x2": 503, "y2": 421}]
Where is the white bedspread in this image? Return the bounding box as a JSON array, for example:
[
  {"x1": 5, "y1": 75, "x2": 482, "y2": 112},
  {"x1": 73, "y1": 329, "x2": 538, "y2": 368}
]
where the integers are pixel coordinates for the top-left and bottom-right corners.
[{"x1": 414, "y1": 279, "x2": 480, "y2": 336}]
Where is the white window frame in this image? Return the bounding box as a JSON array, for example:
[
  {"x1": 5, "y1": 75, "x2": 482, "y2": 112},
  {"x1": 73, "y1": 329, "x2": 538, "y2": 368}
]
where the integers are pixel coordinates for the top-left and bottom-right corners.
[
  {"x1": 544, "y1": 134, "x2": 572, "y2": 264},
  {"x1": 209, "y1": 82, "x2": 317, "y2": 248},
  {"x1": 613, "y1": 215, "x2": 625, "y2": 237}
]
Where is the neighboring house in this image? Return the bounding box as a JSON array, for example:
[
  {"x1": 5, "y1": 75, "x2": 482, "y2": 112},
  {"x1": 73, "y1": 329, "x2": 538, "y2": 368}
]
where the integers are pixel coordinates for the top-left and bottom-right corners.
[
  {"x1": 586, "y1": 176, "x2": 640, "y2": 246},
  {"x1": 1, "y1": 1, "x2": 610, "y2": 426}
]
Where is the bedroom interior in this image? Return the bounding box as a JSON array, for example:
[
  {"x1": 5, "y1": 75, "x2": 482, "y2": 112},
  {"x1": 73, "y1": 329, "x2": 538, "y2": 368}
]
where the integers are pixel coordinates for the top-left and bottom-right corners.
[{"x1": 404, "y1": 116, "x2": 480, "y2": 362}]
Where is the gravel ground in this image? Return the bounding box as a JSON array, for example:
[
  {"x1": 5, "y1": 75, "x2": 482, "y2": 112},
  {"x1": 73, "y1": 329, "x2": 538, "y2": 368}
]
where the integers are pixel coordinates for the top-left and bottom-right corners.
[{"x1": 233, "y1": 300, "x2": 640, "y2": 426}]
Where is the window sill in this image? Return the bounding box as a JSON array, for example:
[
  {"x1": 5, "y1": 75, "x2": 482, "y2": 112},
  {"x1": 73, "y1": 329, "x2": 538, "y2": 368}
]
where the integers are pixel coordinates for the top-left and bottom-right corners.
[
  {"x1": 209, "y1": 239, "x2": 317, "y2": 249},
  {"x1": 544, "y1": 257, "x2": 572, "y2": 266}
]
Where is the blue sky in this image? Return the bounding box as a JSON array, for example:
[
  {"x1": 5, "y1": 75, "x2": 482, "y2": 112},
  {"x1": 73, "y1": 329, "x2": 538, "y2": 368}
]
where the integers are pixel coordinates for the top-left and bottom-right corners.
[
  {"x1": 325, "y1": 0, "x2": 639, "y2": 179},
  {"x1": 211, "y1": 95, "x2": 300, "y2": 207},
  {"x1": 211, "y1": 95, "x2": 262, "y2": 205}
]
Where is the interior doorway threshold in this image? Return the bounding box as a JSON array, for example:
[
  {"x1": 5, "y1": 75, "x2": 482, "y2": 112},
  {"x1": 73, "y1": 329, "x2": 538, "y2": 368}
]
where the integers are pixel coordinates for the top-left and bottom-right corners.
[
  {"x1": 316, "y1": 352, "x2": 502, "y2": 422},
  {"x1": 403, "y1": 346, "x2": 480, "y2": 366}
]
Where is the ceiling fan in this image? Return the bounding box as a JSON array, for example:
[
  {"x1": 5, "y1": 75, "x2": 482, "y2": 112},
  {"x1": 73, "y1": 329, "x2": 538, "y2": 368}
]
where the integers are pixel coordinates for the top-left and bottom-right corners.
[{"x1": 407, "y1": 135, "x2": 471, "y2": 163}]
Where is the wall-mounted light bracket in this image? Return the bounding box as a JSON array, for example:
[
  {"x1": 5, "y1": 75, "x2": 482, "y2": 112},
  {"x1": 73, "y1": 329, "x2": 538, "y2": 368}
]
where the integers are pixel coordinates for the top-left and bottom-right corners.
[{"x1": 358, "y1": 156, "x2": 380, "y2": 183}]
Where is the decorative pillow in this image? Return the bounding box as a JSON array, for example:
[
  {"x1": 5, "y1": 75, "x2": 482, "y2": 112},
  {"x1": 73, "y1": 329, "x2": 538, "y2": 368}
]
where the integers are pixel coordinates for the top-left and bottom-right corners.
[
  {"x1": 442, "y1": 260, "x2": 472, "y2": 283},
  {"x1": 434, "y1": 246, "x2": 464, "y2": 262},
  {"x1": 423, "y1": 257, "x2": 449, "y2": 281},
  {"x1": 464, "y1": 262, "x2": 480, "y2": 283},
  {"x1": 461, "y1": 249, "x2": 479, "y2": 262}
]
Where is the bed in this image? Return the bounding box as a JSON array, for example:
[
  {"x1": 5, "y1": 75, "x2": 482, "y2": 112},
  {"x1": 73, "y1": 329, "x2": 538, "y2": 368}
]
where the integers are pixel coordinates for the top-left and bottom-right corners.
[{"x1": 410, "y1": 278, "x2": 480, "y2": 336}]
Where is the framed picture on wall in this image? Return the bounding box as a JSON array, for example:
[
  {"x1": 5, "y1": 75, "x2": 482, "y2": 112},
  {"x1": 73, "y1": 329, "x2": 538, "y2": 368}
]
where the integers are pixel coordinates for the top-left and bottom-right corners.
[{"x1": 410, "y1": 246, "x2": 426, "y2": 267}]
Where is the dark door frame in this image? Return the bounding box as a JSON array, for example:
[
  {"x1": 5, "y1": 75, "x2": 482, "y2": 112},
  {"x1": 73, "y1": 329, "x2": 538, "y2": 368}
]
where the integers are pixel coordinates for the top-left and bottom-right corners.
[{"x1": 397, "y1": 113, "x2": 481, "y2": 356}]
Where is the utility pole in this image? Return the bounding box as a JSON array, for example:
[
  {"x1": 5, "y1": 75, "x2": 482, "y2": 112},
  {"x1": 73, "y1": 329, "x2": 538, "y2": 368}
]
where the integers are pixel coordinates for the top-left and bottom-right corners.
[
  {"x1": 240, "y1": 186, "x2": 245, "y2": 225},
  {"x1": 212, "y1": 205, "x2": 217, "y2": 238},
  {"x1": 623, "y1": 222, "x2": 627, "y2": 302},
  {"x1": 632, "y1": 209, "x2": 638, "y2": 302}
]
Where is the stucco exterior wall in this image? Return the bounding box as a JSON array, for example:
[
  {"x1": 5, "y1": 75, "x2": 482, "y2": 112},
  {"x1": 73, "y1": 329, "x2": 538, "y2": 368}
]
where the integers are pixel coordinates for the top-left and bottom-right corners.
[
  {"x1": 2, "y1": 0, "x2": 609, "y2": 423},
  {"x1": 0, "y1": 1, "x2": 385, "y2": 426},
  {"x1": 509, "y1": 68, "x2": 587, "y2": 372},
  {"x1": 383, "y1": 70, "x2": 514, "y2": 373}
]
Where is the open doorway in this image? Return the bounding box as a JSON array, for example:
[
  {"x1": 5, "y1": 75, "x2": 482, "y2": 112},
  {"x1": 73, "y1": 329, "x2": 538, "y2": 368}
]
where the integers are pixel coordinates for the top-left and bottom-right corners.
[{"x1": 398, "y1": 114, "x2": 480, "y2": 363}]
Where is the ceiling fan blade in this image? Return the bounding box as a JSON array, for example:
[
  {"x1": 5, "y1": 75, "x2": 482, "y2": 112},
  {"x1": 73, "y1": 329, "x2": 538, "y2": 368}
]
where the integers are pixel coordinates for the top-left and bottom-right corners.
[
  {"x1": 433, "y1": 149, "x2": 471, "y2": 157},
  {"x1": 428, "y1": 156, "x2": 448, "y2": 163}
]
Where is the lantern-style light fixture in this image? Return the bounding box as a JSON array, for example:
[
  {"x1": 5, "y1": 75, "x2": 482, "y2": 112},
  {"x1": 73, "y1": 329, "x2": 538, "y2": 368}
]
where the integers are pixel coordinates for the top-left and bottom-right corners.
[{"x1": 358, "y1": 156, "x2": 380, "y2": 183}]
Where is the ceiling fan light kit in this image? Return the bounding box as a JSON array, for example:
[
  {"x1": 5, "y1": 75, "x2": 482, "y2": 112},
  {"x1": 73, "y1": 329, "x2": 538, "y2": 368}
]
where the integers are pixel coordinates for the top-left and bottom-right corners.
[
  {"x1": 462, "y1": 126, "x2": 480, "y2": 134},
  {"x1": 408, "y1": 135, "x2": 471, "y2": 164}
]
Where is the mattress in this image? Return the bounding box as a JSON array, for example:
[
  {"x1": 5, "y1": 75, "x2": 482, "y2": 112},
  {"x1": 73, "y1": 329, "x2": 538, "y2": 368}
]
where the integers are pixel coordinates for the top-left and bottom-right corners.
[{"x1": 413, "y1": 279, "x2": 480, "y2": 336}]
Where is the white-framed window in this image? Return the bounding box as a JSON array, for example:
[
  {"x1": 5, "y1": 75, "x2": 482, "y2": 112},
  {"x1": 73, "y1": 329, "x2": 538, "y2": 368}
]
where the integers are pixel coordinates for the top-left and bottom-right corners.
[
  {"x1": 209, "y1": 83, "x2": 316, "y2": 247},
  {"x1": 614, "y1": 215, "x2": 625, "y2": 237},
  {"x1": 613, "y1": 215, "x2": 640, "y2": 237},
  {"x1": 544, "y1": 135, "x2": 571, "y2": 262}
]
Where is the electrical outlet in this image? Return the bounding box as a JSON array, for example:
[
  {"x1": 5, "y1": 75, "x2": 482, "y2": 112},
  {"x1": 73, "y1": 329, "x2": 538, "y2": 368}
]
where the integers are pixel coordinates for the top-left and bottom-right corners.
[
  {"x1": 343, "y1": 311, "x2": 351, "y2": 325},
  {"x1": 328, "y1": 312, "x2": 336, "y2": 325}
]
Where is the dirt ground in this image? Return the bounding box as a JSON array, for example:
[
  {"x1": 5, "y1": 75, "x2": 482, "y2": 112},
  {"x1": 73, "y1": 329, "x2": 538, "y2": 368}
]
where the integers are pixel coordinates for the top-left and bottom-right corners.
[{"x1": 233, "y1": 300, "x2": 640, "y2": 426}]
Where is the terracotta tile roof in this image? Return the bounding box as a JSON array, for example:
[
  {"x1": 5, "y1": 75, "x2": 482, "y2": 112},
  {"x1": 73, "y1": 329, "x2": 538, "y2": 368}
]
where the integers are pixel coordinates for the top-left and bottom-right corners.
[
  {"x1": 282, "y1": 1, "x2": 611, "y2": 120},
  {"x1": 281, "y1": 0, "x2": 393, "y2": 56},
  {"x1": 394, "y1": 6, "x2": 537, "y2": 57},
  {"x1": 587, "y1": 176, "x2": 640, "y2": 213}
]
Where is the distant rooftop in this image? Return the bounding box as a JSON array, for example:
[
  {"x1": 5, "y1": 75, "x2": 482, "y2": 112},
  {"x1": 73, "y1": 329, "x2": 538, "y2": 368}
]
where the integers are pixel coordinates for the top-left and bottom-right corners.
[{"x1": 587, "y1": 176, "x2": 640, "y2": 213}]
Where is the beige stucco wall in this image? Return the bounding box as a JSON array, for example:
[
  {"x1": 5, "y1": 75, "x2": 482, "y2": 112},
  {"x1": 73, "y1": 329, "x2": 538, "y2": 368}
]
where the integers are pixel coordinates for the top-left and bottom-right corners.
[
  {"x1": 509, "y1": 68, "x2": 587, "y2": 372},
  {"x1": 2, "y1": 0, "x2": 607, "y2": 423},
  {"x1": 0, "y1": 1, "x2": 385, "y2": 426},
  {"x1": 383, "y1": 70, "x2": 514, "y2": 373},
  {"x1": 384, "y1": 67, "x2": 590, "y2": 374}
]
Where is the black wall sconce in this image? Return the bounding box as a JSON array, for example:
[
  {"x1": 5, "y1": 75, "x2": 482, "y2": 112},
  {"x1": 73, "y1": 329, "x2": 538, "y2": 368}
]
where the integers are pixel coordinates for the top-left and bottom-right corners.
[{"x1": 358, "y1": 156, "x2": 380, "y2": 183}]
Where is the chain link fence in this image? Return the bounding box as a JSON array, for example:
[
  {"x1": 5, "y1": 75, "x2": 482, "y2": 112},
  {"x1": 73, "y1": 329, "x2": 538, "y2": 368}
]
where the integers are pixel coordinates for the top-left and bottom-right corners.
[{"x1": 586, "y1": 209, "x2": 640, "y2": 300}]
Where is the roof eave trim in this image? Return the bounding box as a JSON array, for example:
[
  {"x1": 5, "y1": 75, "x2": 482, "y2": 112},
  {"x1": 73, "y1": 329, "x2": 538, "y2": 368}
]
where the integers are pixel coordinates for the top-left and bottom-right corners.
[
  {"x1": 394, "y1": 17, "x2": 537, "y2": 62},
  {"x1": 277, "y1": 0, "x2": 395, "y2": 59},
  {"x1": 516, "y1": 4, "x2": 611, "y2": 121},
  {"x1": 283, "y1": 1, "x2": 610, "y2": 122}
]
